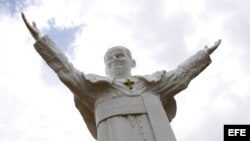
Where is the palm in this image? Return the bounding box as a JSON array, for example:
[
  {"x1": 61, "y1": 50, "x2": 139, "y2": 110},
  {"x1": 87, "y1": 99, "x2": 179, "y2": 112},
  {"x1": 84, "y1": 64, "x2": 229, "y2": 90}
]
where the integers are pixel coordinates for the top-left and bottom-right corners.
[{"x1": 21, "y1": 12, "x2": 41, "y2": 41}]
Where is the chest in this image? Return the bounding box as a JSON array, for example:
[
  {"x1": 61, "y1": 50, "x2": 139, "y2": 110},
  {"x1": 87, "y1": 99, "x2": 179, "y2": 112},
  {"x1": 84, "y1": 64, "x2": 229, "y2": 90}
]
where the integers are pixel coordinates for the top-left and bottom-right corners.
[{"x1": 95, "y1": 78, "x2": 153, "y2": 103}]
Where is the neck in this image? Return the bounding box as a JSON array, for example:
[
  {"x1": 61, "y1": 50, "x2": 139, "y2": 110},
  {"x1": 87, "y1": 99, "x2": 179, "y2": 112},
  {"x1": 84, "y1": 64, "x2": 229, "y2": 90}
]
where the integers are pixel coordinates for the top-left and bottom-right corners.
[{"x1": 109, "y1": 73, "x2": 131, "y2": 79}]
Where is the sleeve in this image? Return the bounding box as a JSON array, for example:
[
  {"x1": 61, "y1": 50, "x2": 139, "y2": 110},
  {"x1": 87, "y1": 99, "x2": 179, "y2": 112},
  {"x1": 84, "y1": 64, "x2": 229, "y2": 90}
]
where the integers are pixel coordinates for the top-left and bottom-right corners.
[
  {"x1": 33, "y1": 36, "x2": 97, "y2": 102},
  {"x1": 152, "y1": 50, "x2": 212, "y2": 99}
]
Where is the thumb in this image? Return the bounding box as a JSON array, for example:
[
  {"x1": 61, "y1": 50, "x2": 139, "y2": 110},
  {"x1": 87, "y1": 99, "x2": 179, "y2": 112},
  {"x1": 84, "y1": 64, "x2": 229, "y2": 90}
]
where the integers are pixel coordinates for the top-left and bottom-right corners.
[{"x1": 32, "y1": 21, "x2": 37, "y2": 28}]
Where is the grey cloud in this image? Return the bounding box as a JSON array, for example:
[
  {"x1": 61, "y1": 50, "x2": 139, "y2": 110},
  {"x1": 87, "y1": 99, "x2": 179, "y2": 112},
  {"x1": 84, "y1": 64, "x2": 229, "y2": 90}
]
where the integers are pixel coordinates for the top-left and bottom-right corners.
[
  {"x1": 223, "y1": 14, "x2": 250, "y2": 73},
  {"x1": 114, "y1": 1, "x2": 195, "y2": 68},
  {"x1": 204, "y1": 0, "x2": 250, "y2": 52}
]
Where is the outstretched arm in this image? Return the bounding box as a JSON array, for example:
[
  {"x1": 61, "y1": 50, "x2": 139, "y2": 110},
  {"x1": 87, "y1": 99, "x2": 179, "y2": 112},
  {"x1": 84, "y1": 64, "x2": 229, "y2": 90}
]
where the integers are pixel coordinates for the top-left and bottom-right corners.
[
  {"x1": 21, "y1": 12, "x2": 78, "y2": 88},
  {"x1": 21, "y1": 12, "x2": 41, "y2": 41},
  {"x1": 21, "y1": 13, "x2": 96, "y2": 99},
  {"x1": 154, "y1": 39, "x2": 221, "y2": 98}
]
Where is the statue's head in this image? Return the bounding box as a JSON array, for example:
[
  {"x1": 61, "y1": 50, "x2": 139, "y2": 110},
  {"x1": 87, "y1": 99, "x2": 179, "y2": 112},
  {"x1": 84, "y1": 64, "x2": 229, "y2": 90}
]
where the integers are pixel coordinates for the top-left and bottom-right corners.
[{"x1": 104, "y1": 46, "x2": 136, "y2": 78}]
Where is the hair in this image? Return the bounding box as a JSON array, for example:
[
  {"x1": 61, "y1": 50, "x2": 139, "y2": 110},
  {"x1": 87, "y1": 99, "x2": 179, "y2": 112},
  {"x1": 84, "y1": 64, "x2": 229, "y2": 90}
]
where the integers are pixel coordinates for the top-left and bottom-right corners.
[{"x1": 104, "y1": 46, "x2": 132, "y2": 62}]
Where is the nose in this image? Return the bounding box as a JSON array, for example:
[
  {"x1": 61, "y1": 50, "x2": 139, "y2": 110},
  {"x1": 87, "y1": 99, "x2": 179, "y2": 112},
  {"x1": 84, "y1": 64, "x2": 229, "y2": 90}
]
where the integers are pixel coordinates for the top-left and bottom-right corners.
[{"x1": 112, "y1": 56, "x2": 118, "y2": 62}]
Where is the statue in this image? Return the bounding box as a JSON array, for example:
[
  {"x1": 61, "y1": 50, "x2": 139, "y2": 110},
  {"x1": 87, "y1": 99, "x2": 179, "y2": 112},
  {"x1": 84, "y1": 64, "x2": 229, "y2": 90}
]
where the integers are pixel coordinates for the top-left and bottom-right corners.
[{"x1": 21, "y1": 13, "x2": 221, "y2": 141}]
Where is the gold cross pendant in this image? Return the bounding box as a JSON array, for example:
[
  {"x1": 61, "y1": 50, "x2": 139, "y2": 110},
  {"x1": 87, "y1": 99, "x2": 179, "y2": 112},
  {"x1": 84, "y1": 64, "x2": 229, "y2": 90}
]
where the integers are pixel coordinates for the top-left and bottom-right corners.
[{"x1": 124, "y1": 79, "x2": 134, "y2": 89}]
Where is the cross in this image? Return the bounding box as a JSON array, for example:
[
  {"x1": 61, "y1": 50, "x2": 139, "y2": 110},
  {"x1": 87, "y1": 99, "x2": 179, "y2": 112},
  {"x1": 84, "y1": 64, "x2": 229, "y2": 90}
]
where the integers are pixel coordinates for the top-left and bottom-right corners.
[{"x1": 124, "y1": 79, "x2": 134, "y2": 89}]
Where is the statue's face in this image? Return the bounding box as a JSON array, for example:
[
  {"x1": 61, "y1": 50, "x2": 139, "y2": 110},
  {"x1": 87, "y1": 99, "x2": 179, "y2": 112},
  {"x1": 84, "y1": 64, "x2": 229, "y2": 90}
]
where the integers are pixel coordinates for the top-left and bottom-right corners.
[{"x1": 104, "y1": 47, "x2": 135, "y2": 78}]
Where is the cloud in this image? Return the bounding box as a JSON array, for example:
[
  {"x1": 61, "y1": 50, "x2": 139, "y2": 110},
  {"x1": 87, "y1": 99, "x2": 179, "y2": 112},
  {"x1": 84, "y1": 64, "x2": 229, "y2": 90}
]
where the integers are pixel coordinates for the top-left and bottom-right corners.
[
  {"x1": 1, "y1": 0, "x2": 250, "y2": 141},
  {"x1": 170, "y1": 1, "x2": 250, "y2": 140},
  {"x1": 0, "y1": 1, "x2": 94, "y2": 141}
]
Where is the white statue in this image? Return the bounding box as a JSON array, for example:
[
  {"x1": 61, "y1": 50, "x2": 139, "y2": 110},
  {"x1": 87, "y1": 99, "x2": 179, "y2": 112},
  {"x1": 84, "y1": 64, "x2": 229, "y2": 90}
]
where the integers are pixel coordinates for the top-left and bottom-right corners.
[{"x1": 22, "y1": 13, "x2": 221, "y2": 141}]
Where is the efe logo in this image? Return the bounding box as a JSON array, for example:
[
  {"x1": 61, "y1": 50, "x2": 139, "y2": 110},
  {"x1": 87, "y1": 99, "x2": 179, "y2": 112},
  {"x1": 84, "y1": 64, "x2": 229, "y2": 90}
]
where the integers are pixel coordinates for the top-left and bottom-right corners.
[{"x1": 224, "y1": 125, "x2": 249, "y2": 141}]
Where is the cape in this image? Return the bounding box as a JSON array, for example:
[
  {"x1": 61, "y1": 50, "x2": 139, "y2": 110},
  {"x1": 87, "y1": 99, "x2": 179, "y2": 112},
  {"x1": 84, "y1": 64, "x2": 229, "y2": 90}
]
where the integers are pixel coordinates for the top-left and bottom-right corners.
[{"x1": 73, "y1": 71, "x2": 177, "y2": 140}]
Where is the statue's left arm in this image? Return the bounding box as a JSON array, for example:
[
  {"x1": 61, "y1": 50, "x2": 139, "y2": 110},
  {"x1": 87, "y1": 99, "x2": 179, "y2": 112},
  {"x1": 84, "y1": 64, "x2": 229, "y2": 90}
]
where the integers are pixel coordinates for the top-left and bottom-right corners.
[{"x1": 153, "y1": 39, "x2": 221, "y2": 98}]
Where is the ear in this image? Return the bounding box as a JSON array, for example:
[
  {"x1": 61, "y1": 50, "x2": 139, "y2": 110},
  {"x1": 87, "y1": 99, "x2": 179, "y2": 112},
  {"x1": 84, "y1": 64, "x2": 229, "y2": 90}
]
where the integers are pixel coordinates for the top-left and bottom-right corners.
[{"x1": 132, "y1": 59, "x2": 136, "y2": 68}]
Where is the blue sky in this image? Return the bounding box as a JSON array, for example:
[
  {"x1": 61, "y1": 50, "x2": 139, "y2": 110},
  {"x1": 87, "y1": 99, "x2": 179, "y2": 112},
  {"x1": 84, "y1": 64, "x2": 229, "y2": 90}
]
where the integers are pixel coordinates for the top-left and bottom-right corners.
[
  {"x1": 45, "y1": 19, "x2": 82, "y2": 52},
  {"x1": 0, "y1": 0, "x2": 24, "y2": 13},
  {"x1": 1, "y1": 0, "x2": 250, "y2": 141}
]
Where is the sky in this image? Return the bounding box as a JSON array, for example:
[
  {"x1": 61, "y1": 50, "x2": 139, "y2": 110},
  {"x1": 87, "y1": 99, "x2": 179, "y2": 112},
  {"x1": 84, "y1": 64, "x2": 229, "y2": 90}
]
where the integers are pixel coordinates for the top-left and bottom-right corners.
[{"x1": 0, "y1": 0, "x2": 250, "y2": 140}]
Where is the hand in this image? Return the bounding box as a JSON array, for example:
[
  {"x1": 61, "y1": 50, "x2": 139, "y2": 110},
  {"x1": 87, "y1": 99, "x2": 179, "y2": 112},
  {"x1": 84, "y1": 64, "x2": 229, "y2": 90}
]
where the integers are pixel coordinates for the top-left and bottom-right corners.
[
  {"x1": 21, "y1": 12, "x2": 41, "y2": 41},
  {"x1": 205, "y1": 39, "x2": 221, "y2": 55}
]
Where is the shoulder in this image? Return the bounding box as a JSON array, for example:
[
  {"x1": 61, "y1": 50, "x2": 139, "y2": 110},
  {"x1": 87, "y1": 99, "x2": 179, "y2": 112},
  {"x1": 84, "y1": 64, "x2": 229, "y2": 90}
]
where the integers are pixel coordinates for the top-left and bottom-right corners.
[
  {"x1": 85, "y1": 73, "x2": 113, "y2": 84},
  {"x1": 134, "y1": 70, "x2": 166, "y2": 83}
]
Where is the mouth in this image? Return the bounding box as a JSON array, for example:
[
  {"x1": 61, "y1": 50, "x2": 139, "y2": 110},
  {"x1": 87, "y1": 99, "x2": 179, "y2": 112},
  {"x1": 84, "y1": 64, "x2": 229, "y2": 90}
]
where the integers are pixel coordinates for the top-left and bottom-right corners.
[
  {"x1": 115, "y1": 63, "x2": 121, "y2": 65},
  {"x1": 112, "y1": 62, "x2": 122, "y2": 68},
  {"x1": 113, "y1": 62, "x2": 121, "y2": 65}
]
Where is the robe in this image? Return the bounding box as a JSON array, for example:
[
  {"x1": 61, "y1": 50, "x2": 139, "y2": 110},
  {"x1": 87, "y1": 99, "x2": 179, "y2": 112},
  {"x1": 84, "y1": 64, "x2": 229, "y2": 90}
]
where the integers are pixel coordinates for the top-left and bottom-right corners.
[{"x1": 34, "y1": 36, "x2": 212, "y2": 141}]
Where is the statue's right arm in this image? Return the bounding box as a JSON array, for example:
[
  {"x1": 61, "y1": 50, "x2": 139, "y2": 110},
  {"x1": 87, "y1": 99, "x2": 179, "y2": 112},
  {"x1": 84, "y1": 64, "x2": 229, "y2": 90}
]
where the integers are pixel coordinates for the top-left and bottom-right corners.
[{"x1": 21, "y1": 13, "x2": 92, "y2": 97}]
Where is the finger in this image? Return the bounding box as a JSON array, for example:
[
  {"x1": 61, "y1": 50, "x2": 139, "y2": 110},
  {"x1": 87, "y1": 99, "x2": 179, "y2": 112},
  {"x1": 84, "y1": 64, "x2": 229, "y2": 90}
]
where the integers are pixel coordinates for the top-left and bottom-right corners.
[
  {"x1": 215, "y1": 40, "x2": 221, "y2": 46},
  {"x1": 217, "y1": 39, "x2": 221, "y2": 43},
  {"x1": 21, "y1": 13, "x2": 34, "y2": 32},
  {"x1": 32, "y1": 21, "x2": 37, "y2": 28},
  {"x1": 218, "y1": 39, "x2": 222, "y2": 44},
  {"x1": 21, "y1": 12, "x2": 25, "y2": 19},
  {"x1": 21, "y1": 12, "x2": 29, "y2": 26}
]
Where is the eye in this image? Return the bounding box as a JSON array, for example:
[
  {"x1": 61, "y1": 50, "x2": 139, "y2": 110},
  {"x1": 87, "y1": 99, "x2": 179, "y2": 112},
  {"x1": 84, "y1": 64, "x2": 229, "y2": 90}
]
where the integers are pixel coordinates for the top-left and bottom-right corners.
[
  {"x1": 117, "y1": 53, "x2": 125, "y2": 58},
  {"x1": 106, "y1": 55, "x2": 112, "y2": 60}
]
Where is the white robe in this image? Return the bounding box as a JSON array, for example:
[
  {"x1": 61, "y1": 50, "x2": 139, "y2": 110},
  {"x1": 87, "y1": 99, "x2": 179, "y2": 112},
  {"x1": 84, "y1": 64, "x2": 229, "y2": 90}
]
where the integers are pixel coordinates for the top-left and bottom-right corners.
[{"x1": 34, "y1": 36, "x2": 212, "y2": 141}]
